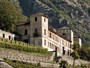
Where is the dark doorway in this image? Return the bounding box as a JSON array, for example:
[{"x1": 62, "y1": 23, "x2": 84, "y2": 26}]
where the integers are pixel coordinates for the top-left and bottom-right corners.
[
  {"x1": 63, "y1": 47, "x2": 65, "y2": 55},
  {"x1": 68, "y1": 50, "x2": 70, "y2": 55},
  {"x1": 33, "y1": 28, "x2": 39, "y2": 37},
  {"x1": 3, "y1": 34, "x2": 5, "y2": 38},
  {"x1": 9, "y1": 36, "x2": 11, "y2": 40},
  {"x1": 24, "y1": 40, "x2": 28, "y2": 43},
  {"x1": 25, "y1": 29, "x2": 28, "y2": 35},
  {"x1": 55, "y1": 47, "x2": 57, "y2": 58}
]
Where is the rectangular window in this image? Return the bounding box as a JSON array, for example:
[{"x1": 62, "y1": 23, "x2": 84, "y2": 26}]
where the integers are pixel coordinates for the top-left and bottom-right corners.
[
  {"x1": 9, "y1": 36, "x2": 11, "y2": 40},
  {"x1": 33, "y1": 28, "x2": 39, "y2": 37},
  {"x1": 44, "y1": 39, "x2": 46, "y2": 45},
  {"x1": 44, "y1": 18, "x2": 46, "y2": 22},
  {"x1": 3, "y1": 34, "x2": 5, "y2": 38},
  {"x1": 25, "y1": 29, "x2": 27, "y2": 35},
  {"x1": 35, "y1": 17, "x2": 37, "y2": 21},
  {"x1": 50, "y1": 33, "x2": 51, "y2": 38},
  {"x1": 44, "y1": 29, "x2": 46, "y2": 35}
]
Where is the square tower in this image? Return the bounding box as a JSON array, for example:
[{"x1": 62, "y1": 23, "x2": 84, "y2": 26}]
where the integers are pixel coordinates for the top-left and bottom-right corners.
[
  {"x1": 30, "y1": 13, "x2": 49, "y2": 46},
  {"x1": 58, "y1": 27, "x2": 74, "y2": 45}
]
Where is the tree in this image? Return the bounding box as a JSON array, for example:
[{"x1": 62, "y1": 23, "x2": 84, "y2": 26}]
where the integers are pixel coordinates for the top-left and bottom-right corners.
[
  {"x1": 71, "y1": 51, "x2": 80, "y2": 68},
  {"x1": 73, "y1": 44, "x2": 80, "y2": 51},
  {"x1": 60, "y1": 60, "x2": 68, "y2": 68},
  {"x1": 78, "y1": 46, "x2": 90, "y2": 61},
  {"x1": 0, "y1": 0, "x2": 27, "y2": 32}
]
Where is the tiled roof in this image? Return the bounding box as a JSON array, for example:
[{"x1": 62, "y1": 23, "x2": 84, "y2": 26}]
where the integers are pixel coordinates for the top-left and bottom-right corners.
[{"x1": 16, "y1": 21, "x2": 30, "y2": 26}]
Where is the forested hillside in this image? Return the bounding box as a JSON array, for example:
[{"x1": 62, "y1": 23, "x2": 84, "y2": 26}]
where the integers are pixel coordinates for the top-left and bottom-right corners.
[
  {"x1": 0, "y1": 0, "x2": 90, "y2": 62},
  {"x1": 18, "y1": 0, "x2": 90, "y2": 44},
  {"x1": 1, "y1": 0, "x2": 90, "y2": 44},
  {"x1": 0, "y1": 0, "x2": 27, "y2": 32}
]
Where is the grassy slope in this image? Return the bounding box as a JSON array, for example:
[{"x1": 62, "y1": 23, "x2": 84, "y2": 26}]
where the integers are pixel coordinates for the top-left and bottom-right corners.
[{"x1": 4, "y1": 59, "x2": 45, "y2": 68}]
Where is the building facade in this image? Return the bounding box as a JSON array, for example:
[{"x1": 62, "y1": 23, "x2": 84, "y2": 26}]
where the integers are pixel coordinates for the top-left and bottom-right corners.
[
  {"x1": 16, "y1": 13, "x2": 73, "y2": 56},
  {"x1": 0, "y1": 29, "x2": 15, "y2": 40},
  {"x1": 74, "y1": 37, "x2": 82, "y2": 48},
  {"x1": 16, "y1": 21, "x2": 30, "y2": 43},
  {"x1": 58, "y1": 27, "x2": 74, "y2": 45}
]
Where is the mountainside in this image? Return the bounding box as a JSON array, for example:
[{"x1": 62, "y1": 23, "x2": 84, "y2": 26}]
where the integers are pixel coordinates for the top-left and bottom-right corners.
[{"x1": 13, "y1": 0, "x2": 90, "y2": 44}]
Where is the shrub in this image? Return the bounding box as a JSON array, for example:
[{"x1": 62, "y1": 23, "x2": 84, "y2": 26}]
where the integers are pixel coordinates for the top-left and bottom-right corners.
[{"x1": 0, "y1": 38, "x2": 52, "y2": 56}]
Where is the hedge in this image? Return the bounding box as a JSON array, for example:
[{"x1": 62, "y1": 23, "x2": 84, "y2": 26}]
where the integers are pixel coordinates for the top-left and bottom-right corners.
[{"x1": 0, "y1": 38, "x2": 52, "y2": 56}]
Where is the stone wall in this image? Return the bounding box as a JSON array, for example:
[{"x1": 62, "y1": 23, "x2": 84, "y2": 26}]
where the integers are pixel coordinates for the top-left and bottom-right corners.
[
  {"x1": 0, "y1": 48, "x2": 89, "y2": 68},
  {"x1": 0, "y1": 48, "x2": 53, "y2": 63},
  {"x1": 0, "y1": 48, "x2": 60, "y2": 68}
]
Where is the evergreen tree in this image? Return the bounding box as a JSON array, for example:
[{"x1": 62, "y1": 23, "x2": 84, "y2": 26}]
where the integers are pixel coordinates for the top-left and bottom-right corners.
[{"x1": 71, "y1": 51, "x2": 80, "y2": 68}]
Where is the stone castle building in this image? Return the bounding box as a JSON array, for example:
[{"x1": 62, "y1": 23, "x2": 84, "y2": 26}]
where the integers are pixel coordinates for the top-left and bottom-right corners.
[
  {"x1": 16, "y1": 13, "x2": 75, "y2": 56},
  {"x1": 0, "y1": 13, "x2": 82, "y2": 57}
]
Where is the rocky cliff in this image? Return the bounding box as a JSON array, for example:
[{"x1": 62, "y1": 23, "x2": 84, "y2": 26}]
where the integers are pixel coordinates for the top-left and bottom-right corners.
[{"x1": 13, "y1": 0, "x2": 90, "y2": 44}]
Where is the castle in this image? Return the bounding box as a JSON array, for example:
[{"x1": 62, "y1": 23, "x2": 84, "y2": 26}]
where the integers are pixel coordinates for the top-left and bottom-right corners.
[{"x1": 0, "y1": 13, "x2": 82, "y2": 56}]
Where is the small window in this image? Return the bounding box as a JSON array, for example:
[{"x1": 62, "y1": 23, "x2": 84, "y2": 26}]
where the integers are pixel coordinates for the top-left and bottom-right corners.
[
  {"x1": 9, "y1": 36, "x2": 11, "y2": 40},
  {"x1": 25, "y1": 29, "x2": 27, "y2": 35},
  {"x1": 44, "y1": 18, "x2": 46, "y2": 22},
  {"x1": 35, "y1": 17, "x2": 37, "y2": 21},
  {"x1": 44, "y1": 39, "x2": 46, "y2": 45},
  {"x1": 50, "y1": 33, "x2": 51, "y2": 38},
  {"x1": 3, "y1": 34, "x2": 5, "y2": 38},
  {"x1": 44, "y1": 29, "x2": 46, "y2": 35}
]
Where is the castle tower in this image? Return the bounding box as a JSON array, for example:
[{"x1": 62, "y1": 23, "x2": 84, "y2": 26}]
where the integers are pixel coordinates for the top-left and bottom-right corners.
[
  {"x1": 30, "y1": 13, "x2": 49, "y2": 47},
  {"x1": 58, "y1": 27, "x2": 74, "y2": 45}
]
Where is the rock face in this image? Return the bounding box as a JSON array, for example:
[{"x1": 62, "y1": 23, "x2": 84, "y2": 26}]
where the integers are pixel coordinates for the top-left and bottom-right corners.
[{"x1": 13, "y1": 0, "x2": 90, "y2": 44}]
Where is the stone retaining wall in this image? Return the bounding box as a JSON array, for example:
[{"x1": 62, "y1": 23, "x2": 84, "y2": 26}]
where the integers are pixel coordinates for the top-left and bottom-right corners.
[
  {"x1": 0, "y1": 48, "x2": 90, "y2": 68},
  {"x1": 0, "y1": 48, "x2": 53, "y2": 63},
  {"x1": 0, "y1": 48, "x2": 60, "y2": 68}
]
